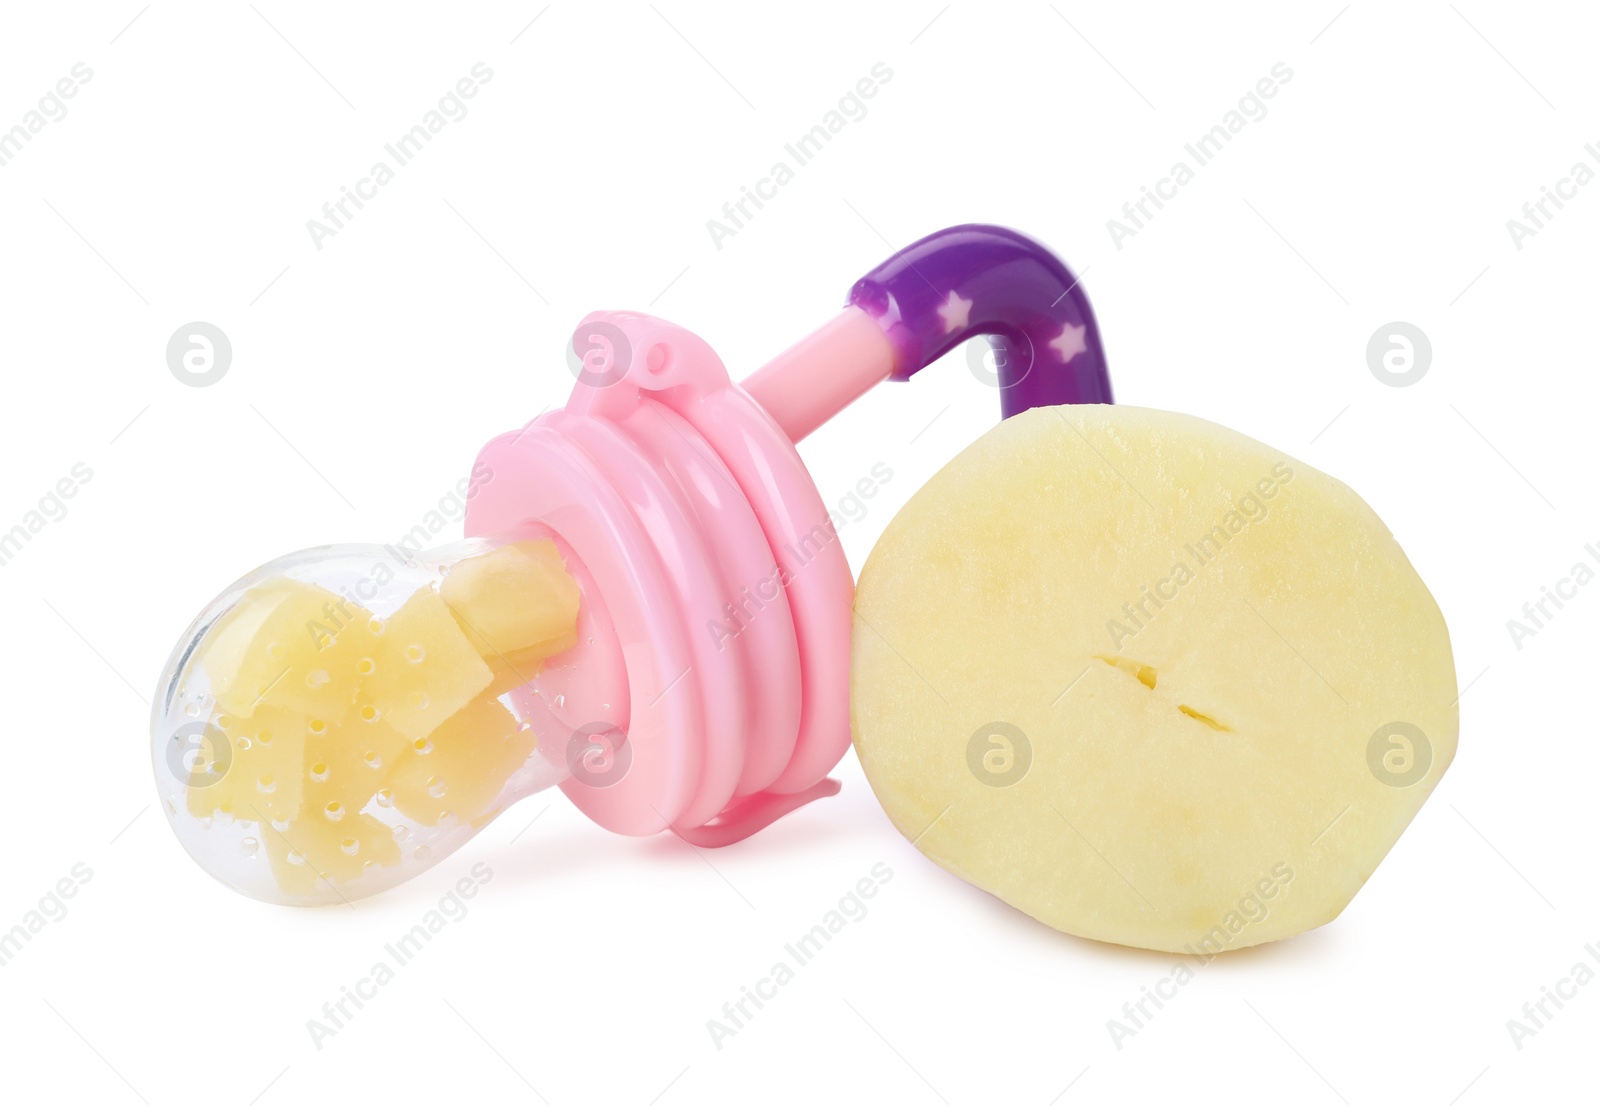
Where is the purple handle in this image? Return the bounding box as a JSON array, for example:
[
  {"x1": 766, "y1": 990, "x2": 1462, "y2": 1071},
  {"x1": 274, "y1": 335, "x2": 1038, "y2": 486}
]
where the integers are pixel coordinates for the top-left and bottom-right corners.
[{"x1": 847, "y1": 224, "x2": 1113, "y2": 417}]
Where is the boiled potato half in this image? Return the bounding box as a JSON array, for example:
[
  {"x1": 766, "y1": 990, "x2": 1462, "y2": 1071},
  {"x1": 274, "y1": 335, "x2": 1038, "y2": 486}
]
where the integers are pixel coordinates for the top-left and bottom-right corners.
[{"x1": 851, "y1": 405, "x2": 1456, "y2": 953}]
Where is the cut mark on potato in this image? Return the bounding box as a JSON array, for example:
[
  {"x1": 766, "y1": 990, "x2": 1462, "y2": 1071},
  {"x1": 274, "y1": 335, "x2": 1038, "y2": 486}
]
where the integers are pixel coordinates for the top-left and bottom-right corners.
[
  {"x1": 1094, "y1": 655, "x2": 1232, "y2": 731},
  {"x1": 1177, "y1": 705, "x2": 1232, "y2": 732},
  {"x1": 1094, "y1": 654, "x2": 1157, "y2": 690}
]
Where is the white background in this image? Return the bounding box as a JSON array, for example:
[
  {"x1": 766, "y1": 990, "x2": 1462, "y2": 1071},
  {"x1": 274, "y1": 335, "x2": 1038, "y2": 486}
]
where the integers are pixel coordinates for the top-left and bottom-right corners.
[{"x1": 0, "y1": 1, "x2": 1592, "y2": 1106}]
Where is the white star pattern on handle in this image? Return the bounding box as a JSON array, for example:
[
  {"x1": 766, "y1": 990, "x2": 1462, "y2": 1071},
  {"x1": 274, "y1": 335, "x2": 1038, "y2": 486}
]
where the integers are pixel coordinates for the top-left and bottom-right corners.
[
  {"x1": 936, "y1": 290, "x2": 972, "y2": 333},
  {"x1": 1049, "y1": 322, "x2": 1088, "y2": 363}
]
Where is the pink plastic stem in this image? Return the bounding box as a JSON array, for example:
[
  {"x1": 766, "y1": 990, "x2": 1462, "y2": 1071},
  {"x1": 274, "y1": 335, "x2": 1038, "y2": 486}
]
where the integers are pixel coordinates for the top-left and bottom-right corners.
[{"x1": 741, "y1": 307, "x2": 894, "y2": 444}]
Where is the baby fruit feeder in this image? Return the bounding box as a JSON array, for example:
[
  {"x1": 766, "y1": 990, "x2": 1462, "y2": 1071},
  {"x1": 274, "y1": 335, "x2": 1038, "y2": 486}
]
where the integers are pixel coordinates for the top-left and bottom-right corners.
[{"x1": 153, "y1": 224, "x2": 1113, "y2": 905}]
